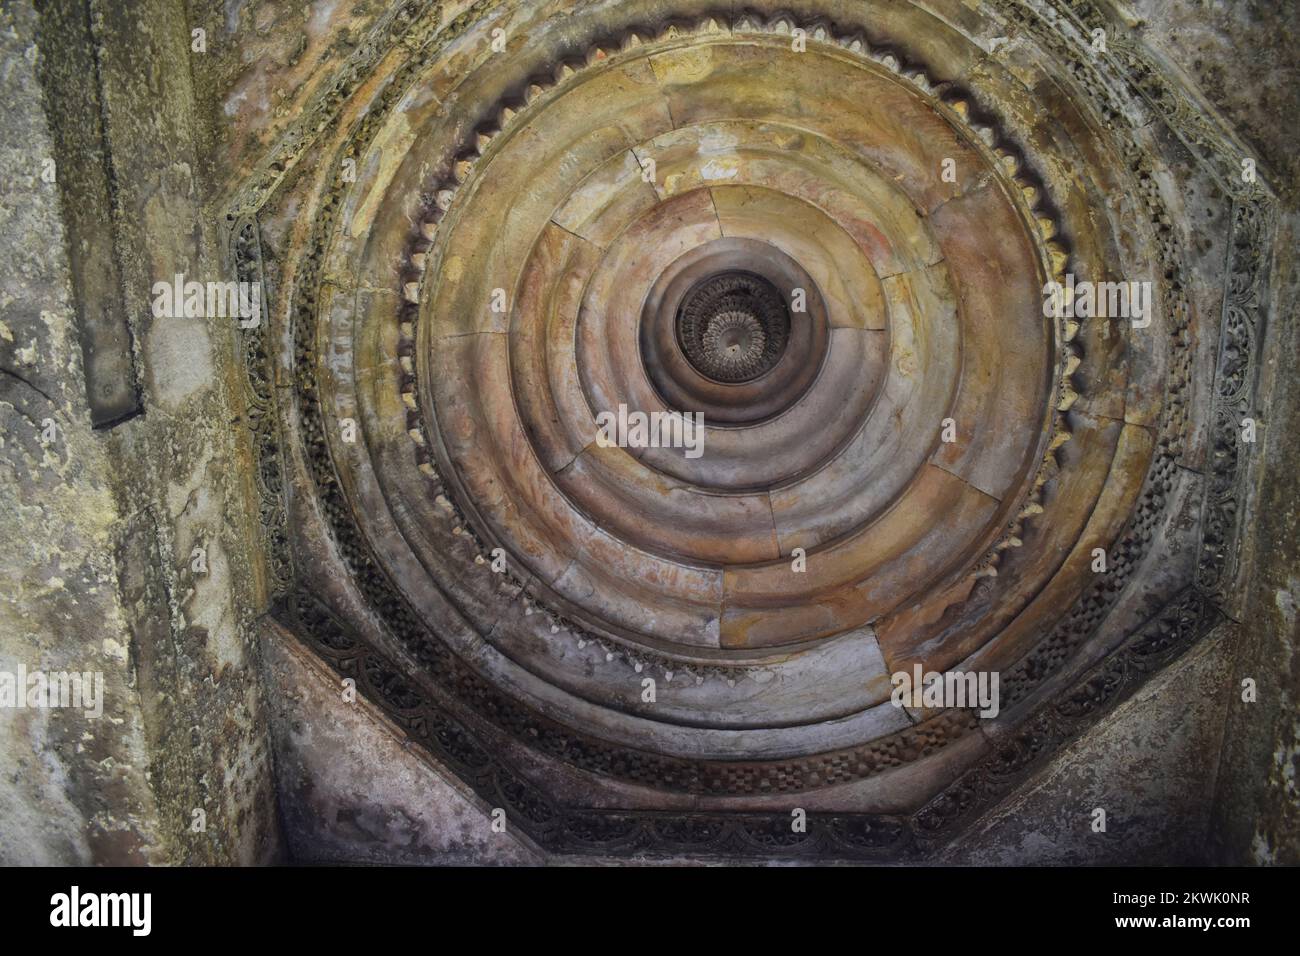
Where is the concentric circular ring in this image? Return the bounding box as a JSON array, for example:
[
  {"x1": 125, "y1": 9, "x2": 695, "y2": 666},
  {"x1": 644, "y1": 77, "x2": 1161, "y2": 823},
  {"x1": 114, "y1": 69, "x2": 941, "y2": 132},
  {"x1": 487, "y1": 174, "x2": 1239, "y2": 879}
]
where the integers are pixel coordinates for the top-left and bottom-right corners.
[
  {"x1": 419, "y1": 37, "x2": 1055, "y2": 658},
  {"x1": 639, "y1": 233, "x2": 833, "y2": 428},
  {"x1": 302, "y1": 5, "x2": 1171, "y2": 779}
]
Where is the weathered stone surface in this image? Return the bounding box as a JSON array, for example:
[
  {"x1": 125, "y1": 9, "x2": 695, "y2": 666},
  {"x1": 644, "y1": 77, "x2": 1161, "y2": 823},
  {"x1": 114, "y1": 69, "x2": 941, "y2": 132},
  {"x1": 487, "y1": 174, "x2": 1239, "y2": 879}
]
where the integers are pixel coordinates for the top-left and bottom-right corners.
[
  {"x1": 1, "y1": 0, "x2": 282, "y2": 865},
  {"x1": 1209, "y1": 210, "x2": 1300, "y2": 865},
  {"x1": 262, "y1": 622, "x2": 541, "y2": 865},
  {"x1": 1, "y1": 0, "x2": 1296, "y2": 866},
  {"x1": 944, "y1": 630, "x2": 1234, "y2": 865},
  {"x1": 0, "y1": 2, "x2": 158, "y2": 863}
]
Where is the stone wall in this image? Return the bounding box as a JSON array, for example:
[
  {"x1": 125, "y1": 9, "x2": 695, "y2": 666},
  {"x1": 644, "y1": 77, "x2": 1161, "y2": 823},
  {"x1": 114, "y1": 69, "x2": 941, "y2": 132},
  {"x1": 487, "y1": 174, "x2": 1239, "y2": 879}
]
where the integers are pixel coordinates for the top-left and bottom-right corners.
[
  {"x1": 0, "y1": 0, "x2": 161, "y2": 863},
  {"x1": 1208, "y1": 209, "x2": 1300, "y2": 865},
  {"x1": 0, "y1": 0, "x2": 281, "y2": 865}
]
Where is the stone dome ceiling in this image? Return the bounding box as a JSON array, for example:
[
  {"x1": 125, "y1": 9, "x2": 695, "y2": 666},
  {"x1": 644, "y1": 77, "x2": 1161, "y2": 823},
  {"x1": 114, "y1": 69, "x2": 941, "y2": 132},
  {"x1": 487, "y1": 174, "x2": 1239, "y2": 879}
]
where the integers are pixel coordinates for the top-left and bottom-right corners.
[{"x1": 221, "y1": 0, "x2": 1280, "y2": 860}]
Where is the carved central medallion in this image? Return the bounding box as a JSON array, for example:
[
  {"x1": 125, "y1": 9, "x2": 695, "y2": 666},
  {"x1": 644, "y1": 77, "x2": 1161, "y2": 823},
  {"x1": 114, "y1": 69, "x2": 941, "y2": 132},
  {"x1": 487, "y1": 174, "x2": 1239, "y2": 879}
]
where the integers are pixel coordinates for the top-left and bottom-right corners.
[{"x1": 676, "y1": 271, "x2": 790, "y2": 383}]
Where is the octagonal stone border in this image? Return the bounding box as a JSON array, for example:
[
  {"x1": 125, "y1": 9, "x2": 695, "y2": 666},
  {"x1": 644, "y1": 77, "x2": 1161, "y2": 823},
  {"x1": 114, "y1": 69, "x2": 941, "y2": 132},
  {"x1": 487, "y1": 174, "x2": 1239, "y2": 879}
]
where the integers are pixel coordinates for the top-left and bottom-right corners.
[{"x1": 225, "y1": 0, "x2": 1279, "y2": 859}]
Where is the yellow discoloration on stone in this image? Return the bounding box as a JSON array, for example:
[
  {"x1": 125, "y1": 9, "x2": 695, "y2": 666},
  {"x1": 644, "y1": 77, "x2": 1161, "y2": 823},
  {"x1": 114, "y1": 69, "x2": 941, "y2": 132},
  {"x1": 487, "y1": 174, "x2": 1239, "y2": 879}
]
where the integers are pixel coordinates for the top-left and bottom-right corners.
[
  {"x1": 649, "y1": 45, "x2": 714, "y2": 84},
  {"x1": 349, "y1": 113, "x2": 413, "y2": 239}
]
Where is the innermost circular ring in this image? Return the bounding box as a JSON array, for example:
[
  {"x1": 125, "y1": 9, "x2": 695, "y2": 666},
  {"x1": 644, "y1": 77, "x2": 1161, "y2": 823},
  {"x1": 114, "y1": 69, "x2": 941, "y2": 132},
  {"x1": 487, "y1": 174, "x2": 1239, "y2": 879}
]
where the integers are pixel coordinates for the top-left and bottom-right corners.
[{"x1": 675, "y1": 271, "x2": 791, "y2": 383}]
